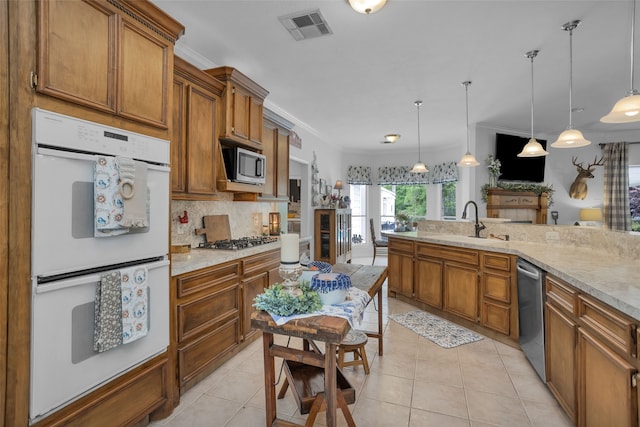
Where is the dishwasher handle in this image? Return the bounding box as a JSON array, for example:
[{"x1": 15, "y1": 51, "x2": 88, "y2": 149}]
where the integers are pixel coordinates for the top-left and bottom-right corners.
[{"x1": 517, "y1": 262, "x2": 540, "y2": 280}]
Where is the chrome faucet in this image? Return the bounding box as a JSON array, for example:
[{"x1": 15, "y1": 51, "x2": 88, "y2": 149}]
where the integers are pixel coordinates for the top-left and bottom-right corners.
[{"x1": 461, "y1": 201, "x2": 486, "y2": 238}]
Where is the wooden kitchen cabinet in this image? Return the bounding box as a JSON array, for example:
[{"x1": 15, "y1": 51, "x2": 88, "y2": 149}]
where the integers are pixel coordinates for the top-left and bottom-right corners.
[
  {"x1": 388, "y1": 239, "x2": 414, "y2": 299},
  {"x1": 443, "y1": 262, "x2": 480, "y2": 323},
  {"x1": 261, "y1": 111, "x2": 291, "y2": 200},
  {"x1": 204, "y1": 66, "x2": 269, "y2": 150},
  {"x1": 480, "y1": 252, "x2": 516, "y2": 337},
  {"x1": 414, "y1": 257, "x2": 443, "y2": 309},
  {"x1": 172, "y1": 56, "x2": 224, "y2": 199},
  {"x1": 314, "y1": 209, "x2": 352, "y2": 265},
  {"x1": 545, "y1": 273, "x2": 640, "y2": 425},
  {"x1": 240, "y1": 248, "x2": 280, "y2": 341},
  {"x1": 36, "y1": 0, "x2": 183, "y2": 128}
]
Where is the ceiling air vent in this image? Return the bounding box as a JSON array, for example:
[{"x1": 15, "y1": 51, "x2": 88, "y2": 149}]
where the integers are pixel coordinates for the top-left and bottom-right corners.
[{"x1": 278, "y1": 9, "x2": 333, "y2": 41}]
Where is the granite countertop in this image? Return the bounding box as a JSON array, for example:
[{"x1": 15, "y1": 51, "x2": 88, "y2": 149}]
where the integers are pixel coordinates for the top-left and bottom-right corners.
[{"x1": 384, "y1": 231, "x2": 640, "y2": 321}]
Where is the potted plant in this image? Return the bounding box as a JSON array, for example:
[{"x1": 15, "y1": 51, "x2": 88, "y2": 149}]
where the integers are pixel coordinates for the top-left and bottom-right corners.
[{"x1": 394, "y1": 211, "x2": 411, "y2": 231}]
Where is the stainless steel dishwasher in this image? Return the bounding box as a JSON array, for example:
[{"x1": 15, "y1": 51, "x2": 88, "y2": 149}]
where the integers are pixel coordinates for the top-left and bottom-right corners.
[{"x1": 517, "y1": 258, "x2": 546, "y2": 382}]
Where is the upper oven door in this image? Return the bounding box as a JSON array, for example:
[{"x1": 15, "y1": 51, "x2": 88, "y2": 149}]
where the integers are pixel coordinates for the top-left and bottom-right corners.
[{"x1": 32, "y1": 147, "x2": 170, "y2": 277}]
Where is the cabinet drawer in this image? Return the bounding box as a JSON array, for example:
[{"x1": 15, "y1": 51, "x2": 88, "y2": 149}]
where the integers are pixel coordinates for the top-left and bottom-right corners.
[
  {"x1": 482, "y1": 252, "x2": 512, "y2": 272},
  {"x1": 178, "y1": 283, "x2": 239, "y2": 342},
  {"x1": 389, "y1": 238, "x2": 414, "y2": 254},
  {"x1": 482, "y1": 300, "x2": 511, "y2": 335},
  {"x1": 482, "y1": 271, "x2": 511, "y2": 303},
  {"x1": 416, "y1": 243, "x2": 478, "y2": 266},
  {"x1": 178, "y1": 318, "x2": 240, "y2": 388},
  {"x1": 176, "y1": 261, "x2": 240, "y2": 298},
  {"x1": 242, "y1": 249, "x2": 280, "y2": 278},
  {"x1": 578, "y1": 294, "x2": 636, "y2": 357},
  {"x1": 546, "y1": 275, "x2": 577, "y2": 315}
]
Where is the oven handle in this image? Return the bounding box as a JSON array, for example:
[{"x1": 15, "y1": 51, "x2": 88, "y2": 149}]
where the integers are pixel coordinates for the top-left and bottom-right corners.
[
  {"x1": 36, "y1": 147, "x2": 170, "y2": 172},
  {"x1": 35, "y1": 259, "x2": 170, "y2": 294}
]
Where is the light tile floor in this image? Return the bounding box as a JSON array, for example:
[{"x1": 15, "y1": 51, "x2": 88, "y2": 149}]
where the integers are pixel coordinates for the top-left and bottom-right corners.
[{"x1": 151, "y1": 256, "x2": 572, "y2": 427}]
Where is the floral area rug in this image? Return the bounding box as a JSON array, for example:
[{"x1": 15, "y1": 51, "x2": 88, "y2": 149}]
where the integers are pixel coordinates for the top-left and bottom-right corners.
[{"x1": 389, "y1": 310, "x2": 483, "y2": 349}]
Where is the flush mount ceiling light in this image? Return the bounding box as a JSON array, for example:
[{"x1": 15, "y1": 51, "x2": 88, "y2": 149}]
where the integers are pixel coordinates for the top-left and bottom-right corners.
[
  {"x1": 347, "y1": 0, "x2": 387, "y2": 14},
  {"x1": 552, "y1": 20, "x2": 591, "y2": 148},
  {"x1": 518, "y1": 50, "x2": 549, "y2": 158},
  {"x1": 457, "y1": 81, "x2": 480, "y2": 167},
  {"x1": 602, "y1": 0, "x2": 640, "y2": 122},
  {"x1": 384, "y1": 134, "x2": 400, "y2": 143},
  {"x1": 410, "y1": 100, "x2": 428, "y2": 173}
]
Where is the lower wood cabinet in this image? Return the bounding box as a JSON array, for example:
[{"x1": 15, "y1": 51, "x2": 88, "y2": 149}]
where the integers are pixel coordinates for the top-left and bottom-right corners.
[
  {"x1": 443, "y1": 262, "x2": 479, "y2": 323},
  {"x1": 545, "y1": 273, "x2": 640, "y2": 426},
  {"x1": 414, "y1": 257, "x2": 443, "y2": 309}
]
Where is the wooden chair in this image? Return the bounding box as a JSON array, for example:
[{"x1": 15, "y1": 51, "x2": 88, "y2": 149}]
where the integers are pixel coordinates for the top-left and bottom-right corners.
[{"x1": 370, "y1": 218, "x2": 388, "y2": 265}]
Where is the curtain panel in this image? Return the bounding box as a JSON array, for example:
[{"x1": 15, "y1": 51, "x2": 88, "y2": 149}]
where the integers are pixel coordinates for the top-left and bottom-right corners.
[
  {"x1": 430, "y1": 161, "x2": 459, "y2": 184},
  {"x1": 377, "y1": 166, "x2": 429, "y2": 185},
  {"x1": 603, "y1": 142, "x2": 630, "y2": 231},
  {"x1": 347, "y1": 165, "x2": 372, "y2": 185}
]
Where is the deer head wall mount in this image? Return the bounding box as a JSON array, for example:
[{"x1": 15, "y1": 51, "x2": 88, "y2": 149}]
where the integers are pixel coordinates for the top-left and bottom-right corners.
[{"x1": 569, "y1": 155, "x2": 604, "y2": 200}]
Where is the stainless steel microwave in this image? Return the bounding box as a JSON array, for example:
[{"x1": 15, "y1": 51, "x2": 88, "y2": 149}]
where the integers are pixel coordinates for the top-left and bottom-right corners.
[{"x1": 222, "y1": 146, "x2": 266, "y2": 185}]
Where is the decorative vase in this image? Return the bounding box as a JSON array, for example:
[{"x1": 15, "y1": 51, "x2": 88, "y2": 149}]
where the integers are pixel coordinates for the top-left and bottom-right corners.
[
  {"x1": 318, "y1": 289, "x2": 347, "y2": 305},
  {"x1": 489, "y1": 175, "x2": 498, "y2": 188}
]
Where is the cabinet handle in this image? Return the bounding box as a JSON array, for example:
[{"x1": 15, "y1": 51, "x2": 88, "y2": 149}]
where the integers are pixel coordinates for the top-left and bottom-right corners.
[{"x1": 632, "y1": 372, "x2": 638, "y2": 388}]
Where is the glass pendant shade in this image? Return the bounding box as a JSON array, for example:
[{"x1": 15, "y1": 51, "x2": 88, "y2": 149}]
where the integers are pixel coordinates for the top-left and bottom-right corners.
[
  {"x1": 458, "y1": 152, "x2": 480, "y2": 166},
  {"x1": 601, "y1": 92, "x2": 640, "y2": 123},
  {"x1": 518, "y1": 138, "x2": 549, "y2": 157},
  {"x1": 551, "y1": 128, "x2": 591, "y2": 148},
  {"x1": 347, "y1": 0, "x2": 387, "y2": 14},
  {"x1": 410, "y1": 161, "x2": 428, "y2": 173}
]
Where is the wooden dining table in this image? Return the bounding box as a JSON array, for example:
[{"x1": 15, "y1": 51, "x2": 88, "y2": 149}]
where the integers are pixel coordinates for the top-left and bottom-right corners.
[{"x1": 251, "y1": 263, "x2": 388, "y2": 427}]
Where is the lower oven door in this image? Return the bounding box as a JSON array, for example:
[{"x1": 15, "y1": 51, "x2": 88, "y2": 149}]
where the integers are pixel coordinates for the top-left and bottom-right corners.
[
  {"x1": 29, "y1": 259, "x2": 169, "y2": 423},
  {"x1": 32, "y1": 147, "x2": 170, "y2": 278}
]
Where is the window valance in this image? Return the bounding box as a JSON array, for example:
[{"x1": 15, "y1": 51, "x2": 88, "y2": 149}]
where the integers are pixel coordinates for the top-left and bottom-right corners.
[
  {"x1": 347, "y1": 165, "x2": 372, "y2": 185},
  {"x1": 377, "y1": 166, "x2": 429, "y2": 185},
  {"x1": 430, "y1": 161, "x2": 459, "y2": 184}
]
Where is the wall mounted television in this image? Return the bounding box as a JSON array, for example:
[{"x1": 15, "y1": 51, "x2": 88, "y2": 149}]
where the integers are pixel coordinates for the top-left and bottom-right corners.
[{"x1": 494, "y1": 133, "x2": 546, "y2": 183}]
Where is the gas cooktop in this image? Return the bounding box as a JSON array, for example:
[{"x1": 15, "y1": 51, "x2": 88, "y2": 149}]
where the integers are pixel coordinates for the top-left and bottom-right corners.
[{"x1": 198, "y1": 236, "x2": 278, "y2": 250}]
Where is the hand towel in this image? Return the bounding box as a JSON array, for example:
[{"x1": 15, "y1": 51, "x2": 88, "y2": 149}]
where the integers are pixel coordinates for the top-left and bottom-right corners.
[
  {"x1": 121, "y1": 266, "x2": 149, "y2": 344},
  {"x1": 94, "y1": 156, "x2": 128, "y2": 237},
  {"x1": 117, "y1": 157, "x2": 148, "y2": 228},
  {"x1": 94, "y1": 271, "x2": 123, "y2": 353}
]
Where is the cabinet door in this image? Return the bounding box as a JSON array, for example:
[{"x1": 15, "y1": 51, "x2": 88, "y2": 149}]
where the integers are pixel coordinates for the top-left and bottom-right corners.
[
  {"x1": 230, "y1": 85, "x2": 251, "y2": 141},
  {"x1": 276, "y1": 128, "x2": 290, "y2": 197},
  {"x1": 37, "y1": 0, "x2": 116, "y2": 112},
  {"x1": 388, "y1": 252, "x2": 413, "y2": 298},
  {"x1": 578, "y1": 328, "x2": 638, "y2": 427},
  {"x1": 171, "y1": 78, "x2": 187, "y2": 193},
  {"x1": 186, "y1": 86, "x2": 218, "y2": 195},
  {"x1": 261, "y1": 122, "x2": 277, "y2": 198},
  {"x1": 242, "y1": 273, "x2": 269, "y2": 341},
  {"x1": 545, "y1": 302, "x2": 577, "y2": 422},
  {"x1": 443, "y1": 263, "x2": 479, "y2": 322},
  {"x1": 119, "y1": 17, "x2": 170, "y2": 127},
  {"x1": 249, "y1": 97, "x2": 264, "y2": 145},
  {"x1": 415, "y1": 257, "x2": 443, "y2": 309}
]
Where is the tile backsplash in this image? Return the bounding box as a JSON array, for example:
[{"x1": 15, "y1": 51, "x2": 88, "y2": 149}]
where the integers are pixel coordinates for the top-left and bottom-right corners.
[{"x1": 171, "y1": 193, "x2": 284, "y2": 247}]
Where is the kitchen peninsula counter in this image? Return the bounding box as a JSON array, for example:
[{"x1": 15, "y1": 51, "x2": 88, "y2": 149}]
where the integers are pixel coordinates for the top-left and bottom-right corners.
[
  {"x1": 171, "y1": 242, "x2": 281, "y2": 276},
  {"x1": 384, "y1": 230, "x2": 640, "y2": 321}
]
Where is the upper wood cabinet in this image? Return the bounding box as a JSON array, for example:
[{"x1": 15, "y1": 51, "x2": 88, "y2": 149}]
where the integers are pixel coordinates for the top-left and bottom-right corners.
[
  {"x1": 261, "y1": 110, "x2": 291, "y2": 200},
  {"x1": 204, "y1": 66, "x2": 269, "y2": 150},
  {"x1": 172, "y1": 56, "x2": 225, "y2": 199},
  {"x1": 36, "y1": 0, "x2": 184, "y2": 128}
]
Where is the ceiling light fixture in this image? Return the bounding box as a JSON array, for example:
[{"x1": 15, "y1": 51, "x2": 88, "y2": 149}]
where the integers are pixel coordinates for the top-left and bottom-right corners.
[
  {"x1": 410, "y1": 100, "x2": 428, "y2": 173},
  {"x1": 347, "y1": 0, "x2": 387, "y2": 14},
  {"x1": 552, "y1": 20, "x2": 591, "y2": 148},
  {"x1": 384, "y1": 134, "x2": 400, "y2": 143},
  {"x1": 601, "y1": 0, "x2": 640, "y2": 122},
  {"x1": 458, "y1": 81, "x2": 480, "y2": 167},
  {"x1": 518, "y1": 50, "x2": 549, "y2": 157}
]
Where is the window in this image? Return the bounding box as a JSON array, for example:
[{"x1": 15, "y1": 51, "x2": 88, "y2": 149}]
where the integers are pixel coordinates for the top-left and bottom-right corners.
[
  {"x1": 380, "y1": 184, "x2": 427, "y2": 229},
  {"x1": 441, "y1": 182, "x2": 456, "y2": 220},
  {"x1": 350, "y1": 184, "x2": 367, "y2": 244},
  {"x1": 630, "y1": 165, "x2": 640, "y2": 231}
]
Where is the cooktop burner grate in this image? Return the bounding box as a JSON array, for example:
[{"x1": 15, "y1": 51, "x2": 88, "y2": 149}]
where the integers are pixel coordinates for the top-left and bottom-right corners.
[{"x1": 198, "y1": 236, "x2": 278, "y2": 250}]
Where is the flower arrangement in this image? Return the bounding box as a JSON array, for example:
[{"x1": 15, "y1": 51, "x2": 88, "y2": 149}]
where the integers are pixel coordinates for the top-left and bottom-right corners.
[
  {"x1": 310, "y1": 273, "x2": 352, "y2": 294},
  {"x1": 253, "y1": 282, "x2": 322, "y2": 316},
  {"x1": 486, "y1": 154, "x2": 501, "y2": 177}
]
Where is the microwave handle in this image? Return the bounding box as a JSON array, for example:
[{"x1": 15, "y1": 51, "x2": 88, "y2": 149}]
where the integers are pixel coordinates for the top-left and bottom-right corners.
[{"x1": 256, "y1": 158, "x2": 264, "y2": 178}]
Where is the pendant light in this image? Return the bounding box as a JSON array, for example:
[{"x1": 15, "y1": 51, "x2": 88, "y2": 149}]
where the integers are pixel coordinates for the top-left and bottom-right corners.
[
  {"x1": 601, "y1": 0, "x2": 640, "y2": 122},
  {"x1": 458, "y1": 81, "x2": 480, "y2": 167},
  {"x1": 410, "y1": 100, "x2": 428, "y2": 173},
  {"x1": 551, "y1": 20, "x2": 591, "y2": 148},
  {"x1": 347, "y1": 0, "x2": 387, "y2": 14},
  {"x1": 518, "y1": 50, "x2": 549, "y2": 157}
]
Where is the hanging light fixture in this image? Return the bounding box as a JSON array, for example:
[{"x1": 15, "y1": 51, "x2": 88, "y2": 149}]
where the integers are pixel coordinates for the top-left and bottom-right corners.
[
  {"x1": 551, "y1": 20, "x2": 591, "y2": 148},
  {"x1": 410, "y1": 100, "x2": 428, "y2": 173},
  {"x1": 601, "y1": 0, "x2": 640, "y2": 122},
  {"x1": 458, "y1": 81, "x2": 480, "y2": 167},
  {"x1": 347, "y1": 0, "x2": 387, "y2": 14},
  {"x1": 518, "y1": 50, "x2": 549, "y2": 157}
]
